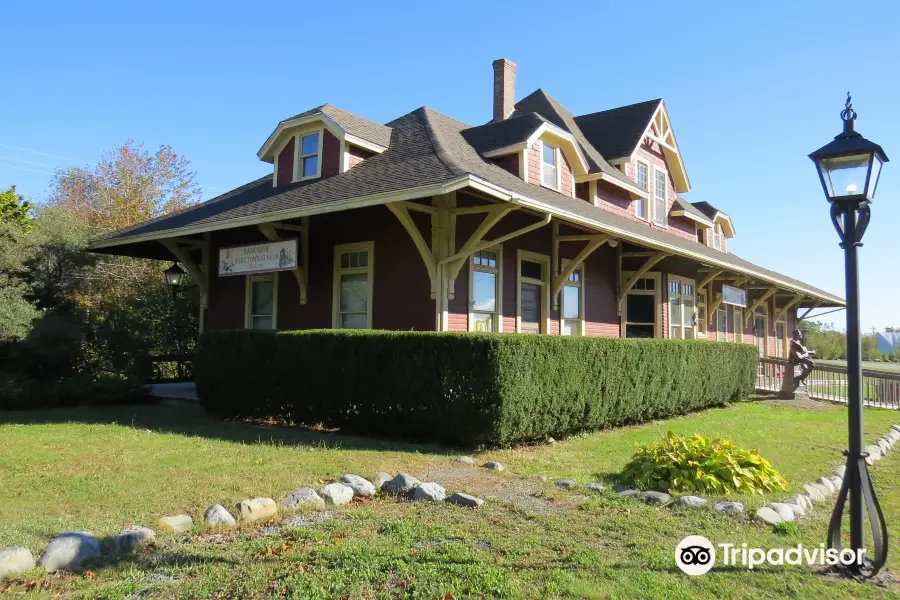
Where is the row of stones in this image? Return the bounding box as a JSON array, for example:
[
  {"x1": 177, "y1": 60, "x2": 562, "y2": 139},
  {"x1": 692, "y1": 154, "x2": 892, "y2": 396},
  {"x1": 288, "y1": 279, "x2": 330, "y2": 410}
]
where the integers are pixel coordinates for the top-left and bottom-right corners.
[
  {"x1": 754, "y1": 424, "x2": 900, "y2": 527},
  {"x1": 0, "y1": 472, "x2": 485, "y2": 579}
]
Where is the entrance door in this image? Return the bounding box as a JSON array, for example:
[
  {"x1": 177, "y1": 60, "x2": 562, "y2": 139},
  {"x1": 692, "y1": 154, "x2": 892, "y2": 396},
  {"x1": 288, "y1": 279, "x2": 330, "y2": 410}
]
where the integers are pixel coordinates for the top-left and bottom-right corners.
[
  {"x1": 520, "y1": 283, "x2": 541, "y2": 334},
  {"x1": 753, "y1": 311, "x2": 767, "y2": 357}
]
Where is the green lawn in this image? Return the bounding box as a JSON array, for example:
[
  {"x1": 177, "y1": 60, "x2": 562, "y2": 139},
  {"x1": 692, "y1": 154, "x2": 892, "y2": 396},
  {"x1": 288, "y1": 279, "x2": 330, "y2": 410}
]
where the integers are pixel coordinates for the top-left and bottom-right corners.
[
  {"x1": 1, "y1": 401, "x2": 899, "y2": 599},
  {"x1": 819, "y1": 359, "x2": 900, "y2": 373}
]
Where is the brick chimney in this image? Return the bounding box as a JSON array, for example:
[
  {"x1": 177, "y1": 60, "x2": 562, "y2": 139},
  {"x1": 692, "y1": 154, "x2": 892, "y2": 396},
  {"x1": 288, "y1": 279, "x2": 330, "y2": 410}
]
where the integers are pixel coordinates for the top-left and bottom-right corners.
[{"x1": 492, "y1": 58, "x2": 516, "y2": 121}]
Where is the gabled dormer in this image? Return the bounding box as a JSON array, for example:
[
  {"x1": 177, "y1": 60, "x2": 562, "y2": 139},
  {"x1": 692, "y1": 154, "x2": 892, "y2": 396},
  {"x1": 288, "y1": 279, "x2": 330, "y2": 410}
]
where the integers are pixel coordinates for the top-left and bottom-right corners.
[
  {"x1": 682, "y1": 201, "x2": 736, "y2": 253},
  {"x1": 257, "y1": 104, "x2": 392, "y2": 187}
]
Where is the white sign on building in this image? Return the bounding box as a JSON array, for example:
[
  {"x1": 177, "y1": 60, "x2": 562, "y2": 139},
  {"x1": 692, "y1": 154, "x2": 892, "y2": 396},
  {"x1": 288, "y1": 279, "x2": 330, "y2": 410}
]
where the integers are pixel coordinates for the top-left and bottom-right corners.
[
  {"x1": 218, "y1": 239, "x2": 298, "y2": 277},
  {"x1": 721, "y1": 284, "x2": 747, "y2": 307}
]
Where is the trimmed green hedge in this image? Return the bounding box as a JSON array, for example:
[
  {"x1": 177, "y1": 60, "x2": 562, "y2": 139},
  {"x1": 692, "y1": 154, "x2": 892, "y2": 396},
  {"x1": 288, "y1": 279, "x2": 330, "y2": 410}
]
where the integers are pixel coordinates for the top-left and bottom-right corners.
[{"x1": 196, "y1": 330, "x2": 758, "y2": 447}]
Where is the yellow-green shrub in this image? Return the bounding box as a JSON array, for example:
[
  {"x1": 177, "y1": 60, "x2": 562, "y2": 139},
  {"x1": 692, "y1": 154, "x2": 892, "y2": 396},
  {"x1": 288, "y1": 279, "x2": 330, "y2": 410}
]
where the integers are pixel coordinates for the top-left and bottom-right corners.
[{"x1": 621, "y1": 432, "x2": 788, "y2": 495}]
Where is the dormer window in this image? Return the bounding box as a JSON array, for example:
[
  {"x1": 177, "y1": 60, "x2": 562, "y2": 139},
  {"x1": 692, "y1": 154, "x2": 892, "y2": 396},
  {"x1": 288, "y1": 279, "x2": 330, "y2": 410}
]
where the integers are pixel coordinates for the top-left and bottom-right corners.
[
  {"x1": 541, "y1": 142, "x2": 558, "y2": 189},
  {"x1": 713, "y1": 223, "x2": 724, "y2": 251},
  {"x1": 298, "y1": 132, "x2": 321, "y2": 180},
  {"x1": 635, "y1": 161, "x2": 649, "y2": 220},
  {"x1": 653, "y1": 169, "x2": 667, "y2": 227}
]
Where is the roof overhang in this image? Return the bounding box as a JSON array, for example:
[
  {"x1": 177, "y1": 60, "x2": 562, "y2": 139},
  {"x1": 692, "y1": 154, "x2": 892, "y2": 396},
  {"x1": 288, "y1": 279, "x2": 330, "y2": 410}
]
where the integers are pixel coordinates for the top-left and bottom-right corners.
[
  {"x1": 91, "y1": 174, "x2": 839, "y2": 307},
  {"x1": 670, "y1": 208, "x2": 714, "y2": 228},
  {"x1": 257, "y1": 113, "x2": 388, "y2": 162},
  {"x1": 573, "y1": 172, "x2": 648, "y2": 200},
  {"x1": 714, "y1": 212, "x2": 736, "y2": 238},
  {"x1": 483, "y1": 122, "x2": 589, "y2": 176}
]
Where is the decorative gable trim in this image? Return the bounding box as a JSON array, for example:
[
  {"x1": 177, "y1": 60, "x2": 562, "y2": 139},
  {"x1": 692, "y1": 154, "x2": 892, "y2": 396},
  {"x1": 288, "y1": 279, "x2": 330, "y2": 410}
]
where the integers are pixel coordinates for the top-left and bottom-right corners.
[
  {"x1": 258, "y1": 113, "x2": 388, "y2": 163},
  {"x1": 610, "y1": 101, "x2": 690, "y2": 194}
]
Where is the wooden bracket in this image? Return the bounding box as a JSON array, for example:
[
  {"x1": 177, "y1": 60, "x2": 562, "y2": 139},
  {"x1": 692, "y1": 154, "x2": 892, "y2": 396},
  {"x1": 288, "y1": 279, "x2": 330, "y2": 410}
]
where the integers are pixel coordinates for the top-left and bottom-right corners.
[
  {"x1": 708, "y1": 292, "x2": 724, "y2": 327},
  {"x1": 386, "y1": 202, "x2": 437, "y2": 281},
  {"x1": 446, "y1": 205, "x2": 516, "y2": 280},
  {"x1": 745, "y1": 288, "x2": 777, "y2": 324},
  {"x1": 618, "y1": 252, "x2": 670, "y2": 303},
  {"x1": 697, "y1": 270, "x2": 723, "y2": 290},
  {"x1": 257, "y1": 223, "x2": 307, "y2": 304},
  {"x1": 552, "y1": 235, "x2": 608, "y2": 299},
  {"x1": 774, "y1": 295, "x2": 804, "y2": 323},
  {"x1": 798, "y1": 301, "x2": 822, "y2": 321}
]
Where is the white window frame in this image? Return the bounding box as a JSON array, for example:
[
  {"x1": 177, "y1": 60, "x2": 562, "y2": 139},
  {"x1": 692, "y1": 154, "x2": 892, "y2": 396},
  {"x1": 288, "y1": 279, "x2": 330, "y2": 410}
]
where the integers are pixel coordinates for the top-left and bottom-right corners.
[
  {"x1": 753, "y1": 305, "x2": 769, "y2": 357},
  {"x1": 245, "y1": 273, "x2": 278, "y2": 330},
  {"x1": 560, "y1": 259, "x2": 585, "y2": 336},
  {"x1": 294, "y1": 129, "x2": 324, "y2": 182},
  {"x1": 540, "y1": 140, "x2": 560, "y2": 191},
  {"x1": 468, "y1": 246, "x2": 503, "y2": 332},
  {"x1": 516, "y1": 250, "x2": 550, "y2": 333},
  {"x1": 732, "y1": 305, "x2": 744, "y2": 343},
  {"x1": 621, "y1": 271, "x2": 662, "y2": 338},
  {"x1": 653, "y1": 167, "x2": 668, "y2": 227},
  {"x1": 696, "y1": 287, "x2": 708, "y2": 338},
  {"x1": 332, "y1": 241, "x2": 374, "y2": 329},
  {"x1": 716, "y1": 307, "x2": 728, "y2": 342},
  {"x1": 712, "y1": 223, "x2": 723, "y2": 251},
  {"x1": 635, "y1": 161, "x2": 649, "y2": 220},
  {"x1": 775, "y1": 319, "x2": 788, "y2": 358},
  {"x1": 667, "y1": 275, "x2": 696, "y2": 339}
]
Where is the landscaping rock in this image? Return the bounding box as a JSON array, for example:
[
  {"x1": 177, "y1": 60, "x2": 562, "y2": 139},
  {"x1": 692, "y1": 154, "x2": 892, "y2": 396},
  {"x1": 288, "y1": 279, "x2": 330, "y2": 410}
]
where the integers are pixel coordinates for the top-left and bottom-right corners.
[
  {"x1": 374, "y1": 472, "x2": 392, "y2": 489},
  {"x1": 827, "y1": 476, "x2": 843, "y2": 491},
  {"x1": 158, "y1": 514, "x2": 194, "y2": 533},
  {"x1": 713, "y1": 501, "x2": 744, "y2": 515},
  {"x1": 888, "y1": 429, "x2": 900, "y2": 442},
  {"x1": 816, "y1": 477, "x2": 836, "y2": 494},
  {"x1": 236, "y1": 497, "x2": 278, "y2": 522},
  {"x1": 281, "y1": 489, "x2": 325, "y2": 511},
  {"x1": 785, "y1": 502, "x2": 806, "y2": 517},
  {"x1": 547, "y1": 437, "x2": 556, "y2": 444},
  {"x1": 676, "y1": 496, "x2": 708, "y2": 508},
  {"x1": 0, "y1": 547, "x2": 35, "y2": 579},
  {"x1": 381, "y1": 473, "x2": 422, "y2": 497},
  {"x1": 317, "y1": 484, "x2": 354, "y2": 506},
  {"x1": 768, "y1": 503, "x2": 796, "y2": 522},
  {"x1": 802, "y1": 484, "x2": 826, "y2": 502},
  {"x1": 585, "y1": 483, "x2": 606, "y2": 493},
  {"x1": 204, "y1": 504, "x2": 237, "y2": 525},
  {"x1": 445, "y1": 493, "x2": 484, "y2": 508},
  {"x1": 38, "y1": 532, "x2": 100, "y2": 572},
  {"x1": 534, "y1": 475, "x2": 549, "y2": 482},
  {"x1": 756, "y1": 507, "x2": 783, "y2": 526},
  {"x1": 340, "y1": 474, "x2": 376, "y2": 498},
  {"x1": 555, "y1": 479, "x2": 577, "y2": 489},
  {"x1": 640, "y1": 491, "x2": 672, "y2": 505},
  {"x1": 615, "y1": 488, "x2": 639, "y2": 497},
  {"x1": 833, "y1": 465, "x2": 847, "y2": 479},
  {"x1": 482, "y1": 461, "x2": 505, "y2": 472},
  {"x1": 877, "y1": 438, "x2": 891, "y2": 453},
  {"x1": 114, "y1": 526, "x2": 155, "y2": 554},
  {"x1": 786, "y1": 494, "x2": 813, "y2": 510},
  {"x1": 892, "y1": 424, "x2": 900, "y2": 434},
  {"x1": 456, "y1": 456, "x2": 475, "y2": 465},
  {"x1": 865, "y1": 445, "x2": 882, "y2": 461},
  {"x1": 413, "y1": 482, "x2": 446, "y2": 502}
]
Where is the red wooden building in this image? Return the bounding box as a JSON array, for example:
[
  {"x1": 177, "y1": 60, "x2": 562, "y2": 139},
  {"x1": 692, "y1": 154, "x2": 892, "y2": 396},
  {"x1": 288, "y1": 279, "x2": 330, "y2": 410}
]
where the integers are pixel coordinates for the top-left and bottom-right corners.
[{"x1": 91, "y1": 59, "x2": 843, "y2": 359}]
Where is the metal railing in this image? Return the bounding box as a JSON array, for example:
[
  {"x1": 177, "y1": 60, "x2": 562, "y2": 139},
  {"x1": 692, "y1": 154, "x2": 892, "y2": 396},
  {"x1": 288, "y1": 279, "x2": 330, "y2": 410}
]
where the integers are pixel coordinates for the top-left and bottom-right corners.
[{"x1": 757, "y1": 356, "x2": 900, "y2": 410}]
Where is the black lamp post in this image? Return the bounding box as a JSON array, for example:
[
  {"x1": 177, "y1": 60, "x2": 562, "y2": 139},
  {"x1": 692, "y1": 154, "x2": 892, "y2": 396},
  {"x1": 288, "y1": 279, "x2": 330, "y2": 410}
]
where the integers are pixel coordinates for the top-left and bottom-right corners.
[
  {"x1": 164, "y1": 262, "x2": 186, "y2": 299},
  {"x1": 810, "y1": 94, "x2": 889, "y2": 577}
]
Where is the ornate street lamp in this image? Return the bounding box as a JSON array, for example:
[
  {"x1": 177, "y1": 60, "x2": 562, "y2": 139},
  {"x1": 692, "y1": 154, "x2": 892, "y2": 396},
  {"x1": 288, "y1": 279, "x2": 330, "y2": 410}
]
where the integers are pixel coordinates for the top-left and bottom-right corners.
[
  {"x1": 810, "y1": 94, "x2": 889, "y2": 577},
  {"x1": 164, "y1": 262, "x2": 186, "y2": 297}
]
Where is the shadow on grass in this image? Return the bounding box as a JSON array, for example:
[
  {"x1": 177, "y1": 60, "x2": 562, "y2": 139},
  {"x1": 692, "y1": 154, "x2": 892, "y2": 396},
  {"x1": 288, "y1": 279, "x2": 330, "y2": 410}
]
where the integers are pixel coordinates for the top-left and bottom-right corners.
[{"x1": 0, "y1": 404, "x2": 457, "y2": 456}]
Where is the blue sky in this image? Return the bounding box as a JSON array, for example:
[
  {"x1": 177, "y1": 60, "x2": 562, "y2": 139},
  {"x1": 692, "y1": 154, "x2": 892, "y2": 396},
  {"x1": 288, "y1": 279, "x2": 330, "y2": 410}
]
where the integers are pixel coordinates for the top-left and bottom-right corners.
[{"x1": 3, "y1": 0, "x2": 898, "y2": 330}]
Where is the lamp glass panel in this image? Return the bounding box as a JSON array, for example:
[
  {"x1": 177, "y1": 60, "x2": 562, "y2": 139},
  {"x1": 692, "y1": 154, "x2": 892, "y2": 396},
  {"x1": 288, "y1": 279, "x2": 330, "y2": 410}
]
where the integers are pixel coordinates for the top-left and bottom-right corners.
[
  {"x1": 868, "y1": 155, "x2": 883, "y2": 199},
  {"x1": 819, "y1": 152, "x2": 872, "y2": 198}
]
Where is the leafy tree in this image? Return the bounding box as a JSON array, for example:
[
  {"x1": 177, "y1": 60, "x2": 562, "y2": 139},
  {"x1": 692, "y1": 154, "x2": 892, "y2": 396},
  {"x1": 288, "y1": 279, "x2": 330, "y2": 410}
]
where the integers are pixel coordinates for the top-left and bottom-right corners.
[{"x1": 0, "y1": 185, "x2": 33, "y2": 233}]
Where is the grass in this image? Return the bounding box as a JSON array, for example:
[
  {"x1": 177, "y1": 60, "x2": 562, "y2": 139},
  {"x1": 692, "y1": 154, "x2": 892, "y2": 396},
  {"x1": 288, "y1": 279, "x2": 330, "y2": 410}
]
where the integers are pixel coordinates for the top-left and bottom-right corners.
[
  {"x1": 1, "y1": 400, "x2": 899, "y2": 598},
  {"x1": 819, "y1": 359, "x2": 900, "y2": 373}
]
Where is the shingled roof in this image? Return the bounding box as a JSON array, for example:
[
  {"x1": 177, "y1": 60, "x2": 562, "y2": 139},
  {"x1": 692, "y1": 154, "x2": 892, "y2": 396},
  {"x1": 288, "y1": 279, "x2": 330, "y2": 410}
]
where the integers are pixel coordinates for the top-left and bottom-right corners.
[
  {"x1": 574, "y1": 99, "x2": 662, "y2": 161},
  {"x1": 460, "y1": 112, "x2": 550, "y2": 154},
  {"x1": 283, "y1": 104, "x2": 393, "y2": 149}
]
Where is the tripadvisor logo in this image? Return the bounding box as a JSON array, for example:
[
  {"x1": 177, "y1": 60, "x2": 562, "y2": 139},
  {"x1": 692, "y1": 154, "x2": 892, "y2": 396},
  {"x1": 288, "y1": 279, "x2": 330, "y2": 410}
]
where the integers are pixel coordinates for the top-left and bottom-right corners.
[
  {"x1": 675, "y1": 535, "x2": 867, "y2": 575},
  {"x1": 676, "y1": 535, "x2": 716, "y2": 575}
]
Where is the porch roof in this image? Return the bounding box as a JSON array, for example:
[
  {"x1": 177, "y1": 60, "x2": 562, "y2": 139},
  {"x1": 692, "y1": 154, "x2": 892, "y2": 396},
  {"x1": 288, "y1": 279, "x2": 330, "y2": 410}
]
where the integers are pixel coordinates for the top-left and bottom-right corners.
[{"x1": 90, "y1": 105, "x2": 844, "y2": 307}]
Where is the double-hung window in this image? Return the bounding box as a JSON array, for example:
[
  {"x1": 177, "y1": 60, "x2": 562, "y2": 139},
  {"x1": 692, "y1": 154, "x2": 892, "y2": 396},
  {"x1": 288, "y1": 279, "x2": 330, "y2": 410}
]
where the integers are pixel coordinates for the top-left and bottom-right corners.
[
  {"x1": 653, "y1": 169, "x2": 667, "y2": 226},
  {"x1": 333, "y1": 242, "x2": 373, "y2": 329},
  {"x1": 712, "y1": 223, "x2": 723, "y2": 250},
  {"x1": 624, "y1": 276, "x2": 658, "y2": 338},
  {"x1": 635, "y1": 161, "x2": 649, "y2": 219},
  {"x1": 668, "y1": 277, "x2": 695, "y2": 339},
  {"x1": 732, "y1": 305, "x2": 744, "y2": 343},
  {"x1": 716, "y1": 307, "x2": 728, "y2": 342},
  {"x1": 541, "y1": 142, "x2": 558, "y2": 189},
  {"x1": 561, "y1": 263, "x2": 584, "y2": 336},
  {"x1": 470, "y1": 248, "x2": 501, "y2": 332},
  {"x1": 696, "y1": 288, "x2": 708, "y2": 337},
  {"x1": 298, "y1": 132, "x2": 321, "y2": 179},
  {"x1": 246, "y1": 273, "x2": 277, "y2": 330}
]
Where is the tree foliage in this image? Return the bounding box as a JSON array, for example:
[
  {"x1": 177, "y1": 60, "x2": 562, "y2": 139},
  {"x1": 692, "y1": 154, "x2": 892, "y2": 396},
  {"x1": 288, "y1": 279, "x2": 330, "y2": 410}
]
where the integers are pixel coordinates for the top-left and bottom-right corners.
[
  {"x1": 0, "y1": 185, "x2": 33, "y2": 233},
  {"x1": 802, "y1": 320, "x2": 899, "y2": 361}
]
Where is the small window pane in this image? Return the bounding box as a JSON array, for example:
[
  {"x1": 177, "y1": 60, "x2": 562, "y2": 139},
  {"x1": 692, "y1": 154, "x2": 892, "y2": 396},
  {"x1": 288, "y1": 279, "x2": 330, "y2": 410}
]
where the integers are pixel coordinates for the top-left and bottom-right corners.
[
  {"x1": 472, "y1": 271, "x2": 497, "y2": 313},
  {"x1": 626, "y1": 324, "x2": 654, "y2": 338},
  {"x1": 303, "y1": 156, "x2": 318, "y2": 177},
  {"x1": 358, "y1": 251, "x2": 368, "y2": 268},
  {"x1": 472, "y1": 313, "x2": 494, "y2": 332},
  {"x1": 670, "y1": 281, "x2": 681, "y2": 294},
  {"x1": 669, "y1": 296, "x2": 682, "y2": 325},
  {"x1": 340, "y1": 253, "x2": 350, "y2": 269},
  {"x1": 563, "y1": 320, "x2": 580, "y2": 336},
  {"x1": 542, "y1": 163, "x2": 558, "y2": 188},
  {"x1": 637, "y1": 163, "x2": 648, "y2": 191},
  {"x1": 542, "y1": 144, "x2": 556, "y2": 166},
  {"x1": 252, "y1": 316, "x2": 273, "y2": 330},
  {"x1": 683, "y1": 284, "x2": 694, "y2": 297},
  {"x1": 252, "y1": 280, "x2": 274, "y2": 315},
  {"x1": 340, "y1": 273, "x2": 368, "y2": 312},
  {"x1": 341, "y1": 313, "x2": 367, "y2": 329},
  {"x1": 563, "y1": 285, "x2": 581, "y2": 319},
  {"x1": 644, "y1": 278, "x2": 655, "y2": 291},
  {"x1": 520, "y1": 260, "x2": 543, "y2": 280},
  {"x1": 301, "y1": 133, "x2": 319, "y2": 156}
]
